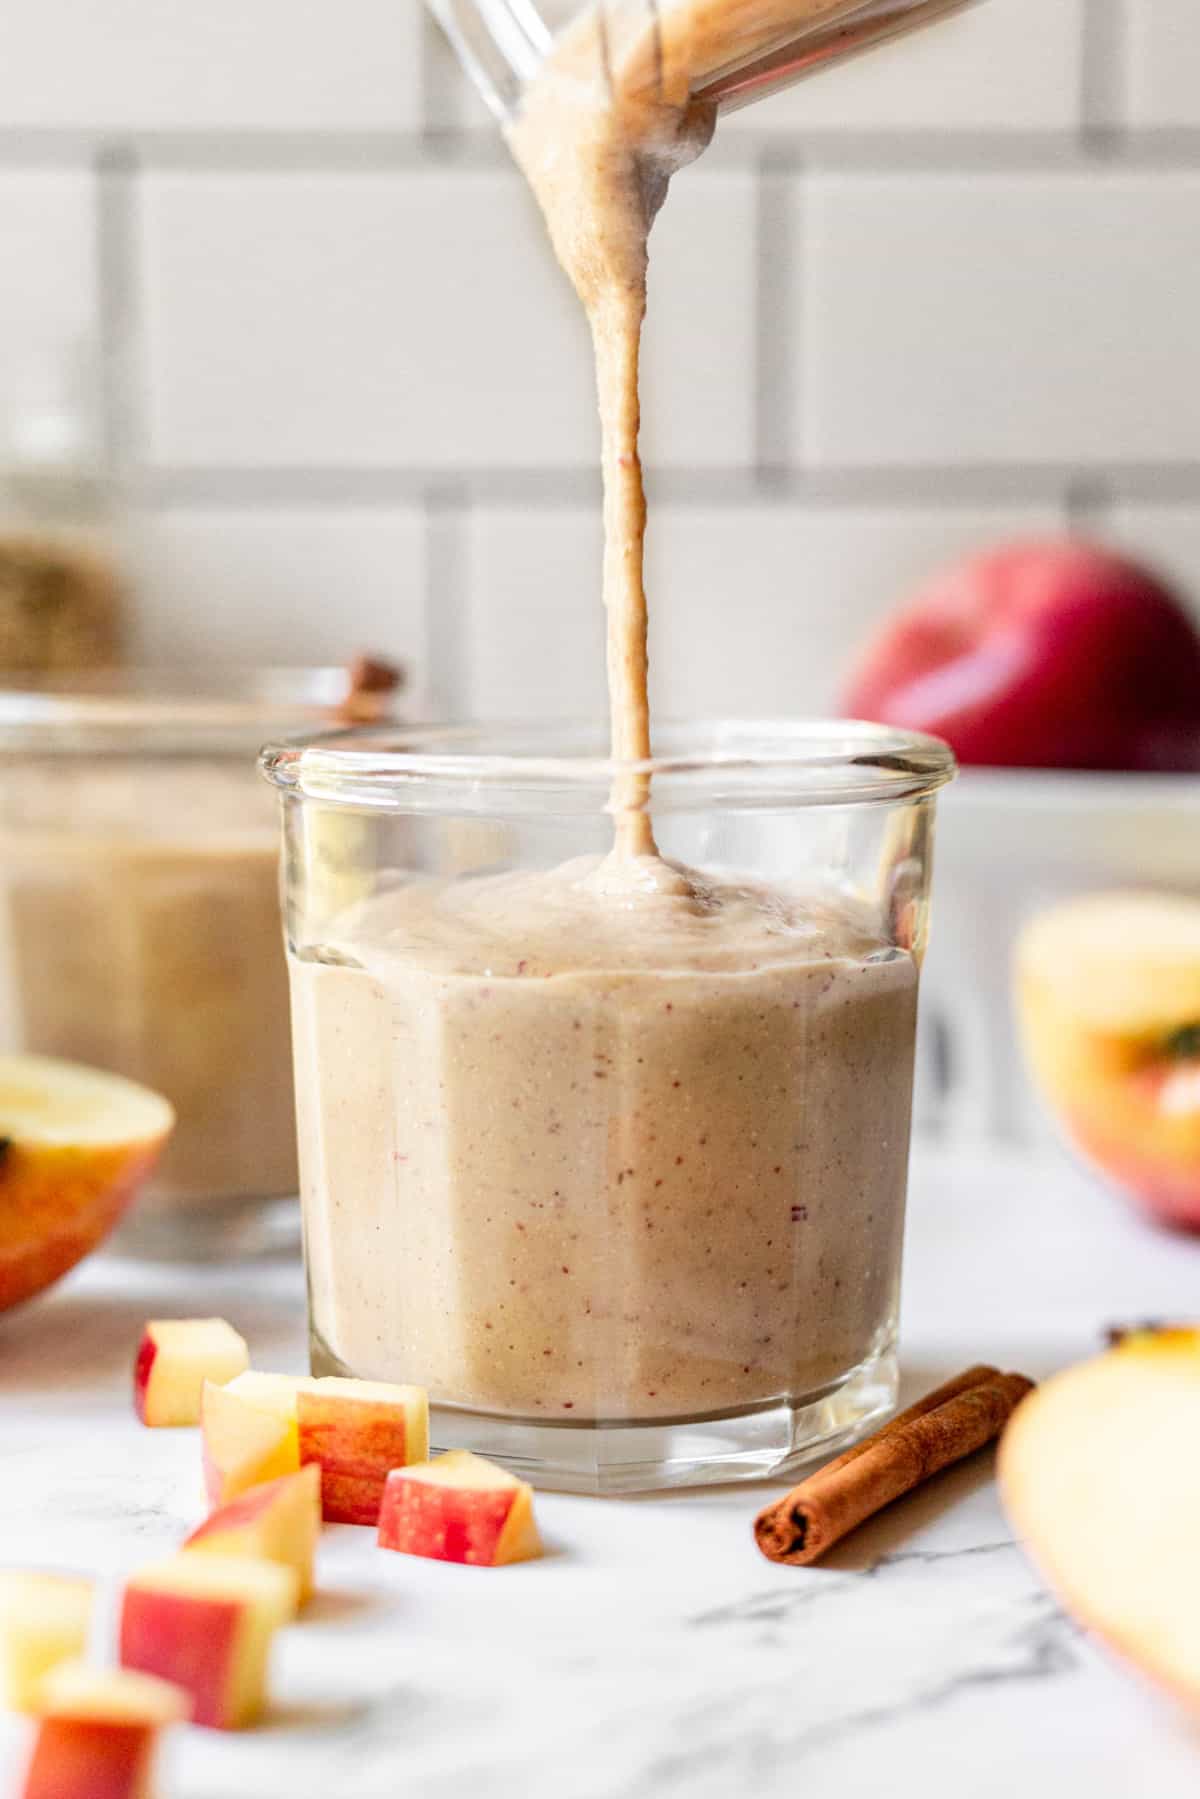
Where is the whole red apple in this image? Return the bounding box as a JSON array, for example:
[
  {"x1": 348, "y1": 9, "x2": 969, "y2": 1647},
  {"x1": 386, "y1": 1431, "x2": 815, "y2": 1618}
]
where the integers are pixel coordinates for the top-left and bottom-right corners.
[{"x1": 842, "y1": 540, "x2": 1200, "y2": 770}]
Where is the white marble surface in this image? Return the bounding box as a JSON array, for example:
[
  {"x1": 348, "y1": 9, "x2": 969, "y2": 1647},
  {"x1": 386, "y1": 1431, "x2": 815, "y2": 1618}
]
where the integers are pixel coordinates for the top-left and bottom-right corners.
[{"x1": 2, "y1": 1142, "x2": 1200, "y2": 1798}]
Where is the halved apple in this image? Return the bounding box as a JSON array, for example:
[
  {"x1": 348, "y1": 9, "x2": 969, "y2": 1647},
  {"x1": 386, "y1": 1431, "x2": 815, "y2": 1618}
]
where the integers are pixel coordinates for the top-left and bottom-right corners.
[
  {"x1": 134, "y1": 1318, "x2": 249, "y2": 1427},
  {"x1": 0, "y1": 1055, "x2": 173, "y2": 1313},
  {"x1": 200, "y1": 1381, "x2": 297, "y2": 1507},
  {"x1": 184, "y1": 1465, "x2": 321, "y2": 1602},
  {"x1": 999, "y1": 1325, "x2": 1200, "y2": 1710},
  {"x1": 1016, "y1": 892, "x2": 1200, "y2": 1230},
  {"x1": 0, "y1": 1571, "x2": 94, "y2": 1711},
  {"x1": 20, "y1": 1661, "x2": 190, "y2": 1799},
  {"x1": 377, "y1": 1450, "x2": 542, "y2": 1566},
  {"x1": 119, "y1": 1553, "x2": 298, "y2": 1730}
]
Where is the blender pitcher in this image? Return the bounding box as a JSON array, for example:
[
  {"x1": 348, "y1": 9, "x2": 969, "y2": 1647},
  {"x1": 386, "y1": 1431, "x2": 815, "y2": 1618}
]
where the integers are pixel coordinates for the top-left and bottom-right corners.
[{"x1": 429, "y1": 0, "x2": 980, "y2": 122}]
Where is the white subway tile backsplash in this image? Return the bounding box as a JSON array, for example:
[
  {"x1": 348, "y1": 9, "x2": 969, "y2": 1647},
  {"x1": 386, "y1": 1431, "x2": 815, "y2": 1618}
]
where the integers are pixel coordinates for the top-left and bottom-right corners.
[
  {"x1": 460, "y1": 500, "x2": 1061, "y2": 721},
  {"x1": 1126, "y1": 0, "x2": 1200, "y2": 131},
  {"x1": 423, "y1": 9, "x2": 495, "y2": 132},
  {"x1": 141, "y1": 167, "x2": 755, "y2": 472},
  {"x1": 0, "y1": 173, "x2": 97, "y2": 414},
  {"x1": 800, "y1": 172, "x2": 1200, "y2": 469},
  {"x1": 754, "y1": 0, "x2": 1082, "y2": 134},
  {"x1": 643, "y1": 172, "x2": 758, "y2": 471},
  {"x1": 128, "y1": 506, "x2": 427, "y2": 679},
  {"x1": 645, "y1": 502, "x2": 1064, "y2": 716},
  {"x1": 141, "y1": 169, "x2": 585, "y2": 471},
  {"x1": 0, "y1": 0, "x2": 422, "y2": 133},
  {"x1": 463, "y1": 507, "x2": 606, "y2": 720}
]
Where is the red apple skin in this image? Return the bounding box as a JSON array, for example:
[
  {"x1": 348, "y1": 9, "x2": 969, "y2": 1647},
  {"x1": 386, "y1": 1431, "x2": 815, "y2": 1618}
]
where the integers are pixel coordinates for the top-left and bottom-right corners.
[
  {"x1": 841, "y1": 541, "x2": 1200, "y2": 771},
  {"x1": 296, "y1": 1394, "x2": 408, "y2": 1526},
  {"x1": 119, "y1": 1590, "x2": 239, "y2": 1730},
  {"x1": 132, "y1": 1335, "x2": 156, "y2": 1427},
  {"x1": 378, "y1": 1480, "x2": 514, "y2": 1566},
  {"x1": 21, "y1": 1718, "x2": 152, "y2": 1799},
  {"x1": 185, "y1": 1475, "x2": 293, "y2": 1545}
]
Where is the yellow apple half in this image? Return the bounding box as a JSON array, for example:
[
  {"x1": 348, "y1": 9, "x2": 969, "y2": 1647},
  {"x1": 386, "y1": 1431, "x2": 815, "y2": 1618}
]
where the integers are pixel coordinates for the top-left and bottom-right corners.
[
  {"x1": 1016, "y1": 892, "x2": 1200, "y2": 1230},
  {"x1": 999, "y1": 1327, "x2": 1200, "y2": 1710},
  {"x1": 0, "y1": 1056, "x2": 174, "y2": 1314}
]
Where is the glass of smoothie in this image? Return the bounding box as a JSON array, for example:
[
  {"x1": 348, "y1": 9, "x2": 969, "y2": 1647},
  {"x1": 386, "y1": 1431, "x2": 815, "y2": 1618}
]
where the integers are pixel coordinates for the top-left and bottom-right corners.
[
  {"x1": 263, "y1": 718, "x2": 954, "y2": 1492},
  {"x1": 0, "y1": 666, "x2": 398, "y2": 1261}
]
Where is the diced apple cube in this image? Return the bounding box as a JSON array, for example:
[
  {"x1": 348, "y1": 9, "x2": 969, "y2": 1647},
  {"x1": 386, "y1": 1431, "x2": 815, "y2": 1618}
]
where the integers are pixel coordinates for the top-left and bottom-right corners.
[
  {"x1": 377, "y1": 1450, "x2": 542, "y2": 1566},
  {"x1": 200, "y1": 1381, "x2": 297, "y2": 1508},
  {"x1": 134, "y1": 1319, "x2": 249, "y2": 1428},
  {"x1": 296, "y1": 1378, "x2": 429, "y2": 1525},
  {"x1": 20, "y1": 1661, "x2": 189, "y2": 1799},
  {"x1": 221, "y1": 1370, "x2": 429, "y2": 1526},
  {"x1": 0, "y1": 1572, "x2": 94, "y2": 1712},
  {"x1": 119, "y1": 1554, "x2": 297, "y2": 1730},
  {"x1": 221, "y1": 1371, "x2": 318, "y2": 1463},
  {"x1": 184, "y1": 1465, "x2": 321, "y2": 1602}
]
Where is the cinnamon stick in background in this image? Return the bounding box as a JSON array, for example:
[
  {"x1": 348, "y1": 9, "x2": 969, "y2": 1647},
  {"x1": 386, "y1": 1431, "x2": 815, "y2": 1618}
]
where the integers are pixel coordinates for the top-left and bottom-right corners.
[
  {"x1": 338, "y1": 654, "x2": 405, "y2": 723},
  {"x1": 754, "y1": 1364, "x2": 1034, "y2": 1567}
]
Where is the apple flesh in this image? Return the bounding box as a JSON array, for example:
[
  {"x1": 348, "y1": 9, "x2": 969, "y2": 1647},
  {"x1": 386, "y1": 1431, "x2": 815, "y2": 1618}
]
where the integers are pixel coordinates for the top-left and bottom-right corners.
[
  {"x1": 200, "y1": 1382, "x2": 297, "y2": 1507},
  {"x1": 377, "y1": 1450, "x2": 542, "y2": 1567},
  {"x1": 841, "y1": 540, "x2": 1200, "y2": 771},
  {"x1": 0, "y1": 1056, "x2": 174, "y2": 1314},
  {"x1": 0, "y1": 1572, "x2": 94, "y2": 1711},
  {"x1": 184, "y1": 1465, "x2": 321, "y2": 1602},
  {"x1": 133, "y1": 1318, "x2": 249, "y2": 1428},
  {"x1": 1016, "y1": 892, "x2": 1200, "y2": 1231},
  {"x1": 119, "y1": 1553, "x2": 298, "y2": 1730},
  {"x1": 221, "y1": 1371, "x2": 429, "y2": 1525},
  {"x1": 999, "y1": 1326, "x2": 1200, "y2": 1710},
  {"x1": 296, "y1": 1378, "x2": 429, "y2": 1525},
  {"x1": 221, "y1": 1370, "x2": 315, "y2": 1464},
  {"x1": 19, "y1": 1662, "x2": 190, "y2": 1799}
]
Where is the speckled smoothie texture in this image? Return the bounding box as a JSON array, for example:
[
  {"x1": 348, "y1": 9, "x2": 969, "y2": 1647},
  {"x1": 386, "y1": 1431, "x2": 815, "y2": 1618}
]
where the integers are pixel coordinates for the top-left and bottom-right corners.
[{"x1": 291, "y1": 856, "x2": 917, "y2": 1421}]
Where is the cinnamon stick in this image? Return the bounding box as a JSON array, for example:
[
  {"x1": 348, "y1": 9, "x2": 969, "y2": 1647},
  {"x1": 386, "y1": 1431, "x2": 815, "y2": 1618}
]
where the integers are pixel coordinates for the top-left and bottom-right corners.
[
  {"x1": 337, "y1": 654, "x2": 405, "y2": 723},
  {"x1": 754, "y1": 1365, "x2": 1034, "y2": 1567}
]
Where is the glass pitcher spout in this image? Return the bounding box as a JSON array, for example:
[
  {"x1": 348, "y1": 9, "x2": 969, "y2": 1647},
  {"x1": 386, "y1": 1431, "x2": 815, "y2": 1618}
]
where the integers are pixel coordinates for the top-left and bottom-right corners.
[{"x1": 428, "y1": 0, "x2": 982, "y2": 124}]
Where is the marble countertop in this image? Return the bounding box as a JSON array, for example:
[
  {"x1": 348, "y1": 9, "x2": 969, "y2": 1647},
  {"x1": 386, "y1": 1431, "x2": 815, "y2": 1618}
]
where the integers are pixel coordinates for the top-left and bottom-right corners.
[{"x1": 3, "y1": 1141, "x2": 1199, "y2": 1799}]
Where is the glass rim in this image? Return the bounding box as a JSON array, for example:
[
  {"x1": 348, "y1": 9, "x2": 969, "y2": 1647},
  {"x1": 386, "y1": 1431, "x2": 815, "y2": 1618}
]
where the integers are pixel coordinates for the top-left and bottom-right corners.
[{"x1": 260, "y1": 718, "x2": 956, "y2": 810}]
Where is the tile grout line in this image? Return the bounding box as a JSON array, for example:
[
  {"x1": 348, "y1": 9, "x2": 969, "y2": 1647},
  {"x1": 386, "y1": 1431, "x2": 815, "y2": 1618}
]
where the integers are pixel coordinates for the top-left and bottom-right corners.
[
  {"x1": 1064, "y1": 473, "x2": 1117, "y2": 538},
  {"x1": 420, "y1": 11, "x2": 466, "y2": 161},
  {"x1": 1080, "y1": 0, "x2": 1130, "y2": 158},
  {"x1": 754, "y1": 149, "x2": 797, "y2": 485},
  {"x1": 423, "y1": 485, "x2": 473, "y2": 718},
  {"x1": 7, "y1": 126, "x2": 1200, "y2": 174},
  {"x1": 93, "y1": 140, "x2": 143, "y2": 479},
  {"x1": 126, "y1": 464, "x2": 1200, "y2": 510}
]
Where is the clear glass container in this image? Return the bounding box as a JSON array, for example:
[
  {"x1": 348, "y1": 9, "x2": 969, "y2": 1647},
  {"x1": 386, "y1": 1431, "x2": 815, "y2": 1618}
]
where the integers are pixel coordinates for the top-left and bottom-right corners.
[
  {"x1": 0, "y1": 667, "x2": 398, "y2": 1262},
  {"x1": 0, "y1": 338, "x2": 124, "y2": 672},
  {"x1": 263, "y1": 720, "x2": 954, "y2": 1492},
  {"x1": 428, "y1": 0, "x2": 980, "y2": 122}
]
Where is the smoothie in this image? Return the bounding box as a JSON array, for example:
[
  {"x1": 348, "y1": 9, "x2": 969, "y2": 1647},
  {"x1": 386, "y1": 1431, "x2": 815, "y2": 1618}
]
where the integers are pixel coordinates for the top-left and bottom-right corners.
[{"x1": 294, "y1": 862, "x2": 917, "y2": 1419}]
